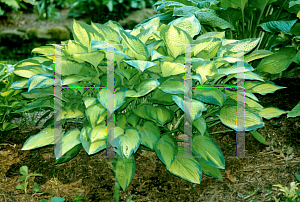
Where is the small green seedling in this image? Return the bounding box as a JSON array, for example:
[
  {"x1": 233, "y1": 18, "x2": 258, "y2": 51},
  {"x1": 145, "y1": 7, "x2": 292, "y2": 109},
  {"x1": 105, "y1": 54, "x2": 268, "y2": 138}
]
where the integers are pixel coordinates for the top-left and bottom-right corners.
[
  {"x1": 16, "y1": 165, "x2": 65, "y2": 202},
  {"x1": 72, "y1": 194, "x2": 85, "y2": 202},
  {"x1": 272, "y1": 182, "x2": 300, "y2": 202}
]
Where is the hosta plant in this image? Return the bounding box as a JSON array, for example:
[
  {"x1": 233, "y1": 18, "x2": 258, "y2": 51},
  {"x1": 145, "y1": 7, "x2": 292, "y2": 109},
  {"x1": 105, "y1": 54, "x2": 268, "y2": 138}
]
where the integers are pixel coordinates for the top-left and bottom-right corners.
[
  {"x1": 135, "y1": 0, "x2": 300, "y2": 80},
  {"x1": 8, "y1": 15, "x2": 300, "y2": 199}
]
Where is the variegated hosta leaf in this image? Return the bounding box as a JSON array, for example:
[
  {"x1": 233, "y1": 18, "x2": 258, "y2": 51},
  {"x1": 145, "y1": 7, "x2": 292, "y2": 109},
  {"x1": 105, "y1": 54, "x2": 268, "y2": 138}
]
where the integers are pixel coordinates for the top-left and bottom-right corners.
[
  {"x1": 168, "y1": 15, "x2": 201, "y2": 38},
  {"x1": 217, "y1": 38, "x2": 260, "y2": 57},
  {"x1": 91, "y1": 22, "x2": 121, "y2": 43},
  {"x1": 123, "y1": 60, "x2": 157, "y2": 72},
  {"x1": 245, "y1": 81, "x2": 287, "y2": 95},
  {"x1": 172, "y1": 94, "x2": 207, "y2": 121},
  {"x1": 192, "y1": 133, "x2": 225, "y2": 169},
  {"x1": 258, "y1": 107, "x2": 288, "y2": 120},
  {"x1": 160, "y1": 24, "x2": 193, "y2": 59},
  {"x1": 218, "y1": 99, "x2": 264, "y2": 131},
  {"x1": 244, "y1": 50, "x2": 274, "y2": 63},
  {"x1": 167, "y1": 146, "x2": 202, "y2": 184},
  {"x1": 161, "y1": 61, "x2": 186, "y2": 77},
  {"x1": 119, "y1": 30, "x2": 149, "y2": 61},
  {"x1": 125, "y1": 78, "x2": 160, "y2": 97},
  {"x1": 193, "y1": 60, "x2": 218, "y2": 84}
]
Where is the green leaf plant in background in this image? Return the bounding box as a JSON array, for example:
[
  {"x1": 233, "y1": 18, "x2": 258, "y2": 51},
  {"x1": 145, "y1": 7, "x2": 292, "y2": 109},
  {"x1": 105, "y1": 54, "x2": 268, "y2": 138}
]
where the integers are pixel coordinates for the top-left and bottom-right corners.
[
  {"x1": 138, "y1": 0, "x2": 300, "y2": 81},
  {"x1": 0, "y1": 62, "x2": 31, "y2": 134},
  {"x1": 67, "y1": 0, "x2": 159, "y2": 24},
  {"x1": 0, "y1": 0, "x2": 36, "y2": 16},
  {"x1": 3, "y1": 13, "x2": 300, "y2": 202}
]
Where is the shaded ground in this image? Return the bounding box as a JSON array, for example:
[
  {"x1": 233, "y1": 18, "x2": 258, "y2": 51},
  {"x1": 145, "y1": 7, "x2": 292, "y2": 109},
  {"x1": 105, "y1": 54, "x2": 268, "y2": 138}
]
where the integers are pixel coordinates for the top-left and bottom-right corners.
[{"x1": 0, "y1": 71, "x2": 299, "y2": 202}]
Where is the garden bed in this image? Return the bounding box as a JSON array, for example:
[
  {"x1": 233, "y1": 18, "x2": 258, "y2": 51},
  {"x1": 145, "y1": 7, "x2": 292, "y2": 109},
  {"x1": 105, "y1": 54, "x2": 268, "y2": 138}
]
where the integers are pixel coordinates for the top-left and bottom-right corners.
[{"x1": 1, "y1": 72, "x2": 300, "y2": 202}]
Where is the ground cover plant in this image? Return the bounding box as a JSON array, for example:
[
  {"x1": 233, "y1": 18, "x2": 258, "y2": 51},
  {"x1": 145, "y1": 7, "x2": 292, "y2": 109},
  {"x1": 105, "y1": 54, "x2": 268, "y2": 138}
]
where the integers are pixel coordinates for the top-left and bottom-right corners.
[{"x1": 0, "y1": 8, "x2": 298, "y2": 201}]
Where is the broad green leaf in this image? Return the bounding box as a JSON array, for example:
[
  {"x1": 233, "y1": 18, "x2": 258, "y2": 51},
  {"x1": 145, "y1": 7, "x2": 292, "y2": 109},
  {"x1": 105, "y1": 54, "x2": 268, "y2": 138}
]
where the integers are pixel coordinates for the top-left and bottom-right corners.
[
  {"x1": 258, "y1": 107, "x2": 288, "y2": 120},
  {"x1": 80, "y1": 126, "x2": 106, "y2": 155},
  {"x1": 10, "y1": 79, "x2": 28, "y2": 89},
  {"x1": 82, "y1": 97, "x2": 97, "y2": 108},
  {"x1": 21, "y1": 86, "x2": 54, "y2": 99},
  {"x1": 193, "y1": 116, "x2": 207, "y2": 136},
  {"x1": 161, "y1": 61, "x2": 186, "y2": 77},
  {"x1": 146, "y1": 105, "x2": 174, "y2": 125},
  {"x1": 256, "y1": 48, "x2": 297, "y2": 74},
  {"x1": 250, "y1": 131, "x2": 266, "y2": 145},
  {"x1": 218, "y1": 100, "x2": 264, "y2": 131},
  {"x1": 72, "y1": 51, "x2": 105, "y2": 69},
  {"x1": 244, "y1": 50, "x2": 274, "y2": 63},
  {"x1": 32, "y1": 46, "x2": 55, "y2": 55},
  {"x1": 172, "y1": 95, "x2": 207, "y2": 121},
  {"x1": 127, "y1": 114, "x2": 139, "y2": 127},
  {"x1": 195, "y1": 10, "x2": 235, "y2": 30},
  {"x1": 217, "y1": 61, "x2": 254, "y2": 75},
  {"x1": 136, "y1": 121, "x2": 160, "y2": 149},
  {"x1": 217, "y1": 38, "x2": 260, "y2": 57},
  {"x1": 64, "y1": 40, "x2": 87, "y2": 54},
  {"x1": 13, "y1": 65, "x2": 48, "y2": 79},
  {"x1": 197, "y1": 158, "x2": 222, "y2": 180},
  {"x1": 62, "y1": 75, "x2": 93, "y2": 86},
  {"x1": 57, "y1": 129, "x2": 81, "y2": 159},
  {"x1": 85, "y1": 103, "x2": 106, "y2": 128},
  {"x1": 159, "y1": 77, "x2": 185, "y2": 94},
  {"x1": 123, "y1": 60, "x2": 157, "y2": 72},
  {"x1": 168, "y1": 15, "x2": 201, "y2": 38},
  {"x1": 167, "y1": 146, "x2": 202, "y2": 184},
  {"x1": 97, "y1": 89, "x2": 126, "y2": 110},
  {"x1": 232, "y1": 71, "x2": 264, "y2": 81},
  {"x1": 117, "y1": 69, "x2": 138, "y2": 81},
  {"x1": 118, "y1": 127, "x2": 141, "y2": 158},
  {"x1": 173, "y1": 6, "x2": 201, "y2": 17},
  {"x1": 119, "y1": 30, "x2": 149, "y2": 61},
  {"x1": 2, "y1": 122, "x2": 18, "y2": 132},
  {"x1": 160, "y1": 24, "x2": 193, "y2": 59},
  {"x1": 91, "y1": 40, "x2": 131, "y2": 60},
  {"x1": 154, "y1": 134, "x2": 178, "y2": 169},
  {"x1": 133, "y1": 104, "x2": 154, "y2": 121},
  {"x1": 288, "y1": 101, "x2": 300, "y2": 118},
  {"x1": 28, "y1": 73, "x2": 54, "y2": 92},
  {"x1": 193, "y1": 61, "x2": 217, "y2": 84},
  {"x1": 250, "y1": 81, "x2": 287, "y2": 95},
  {"x1": 150, "y1": 89, "x2": 174, "y2": 104},
  {"x1": 125, "y1": 79, "x2": 159, "y2": 97},
  {"x1": 112, "y1": 154, "x2": 135, "y2": 191},
  {"x1": 193, "y1": 88, "x2": 226, "y2": 106},
  {"x1": 195, "y1": 32, "x2": 225, "y2": 40},
  {"x1": 156, "y1": 1, "x2": 187, "y2": 12},
  {"x1": 259, "y1": 20, "x2": 297, "y2": 34},
  {"x1": 21, "y1": 127, "x2": 55, "y2": 150},
  {"x1": 91, "y1": 22, "x2": 121, "y2": 43},
  {"x1": 192, "y1": 133, "x2": 225, "y2": 169},
  {"x1": 72, "y1": 20, "x2": 105, "y2": 52},
  {"x1": 12, "y1": 99, "x2": 53, "y2": 113}
]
